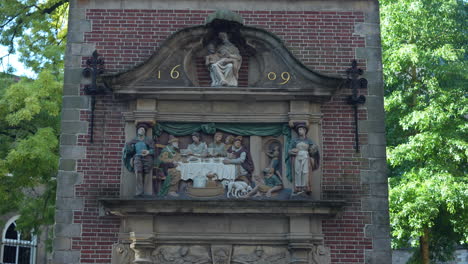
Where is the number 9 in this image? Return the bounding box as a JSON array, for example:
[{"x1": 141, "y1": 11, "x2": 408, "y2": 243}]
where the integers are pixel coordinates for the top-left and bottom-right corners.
[{"x1": 280, "y1": 72, "x2": 290, "y2": 85}]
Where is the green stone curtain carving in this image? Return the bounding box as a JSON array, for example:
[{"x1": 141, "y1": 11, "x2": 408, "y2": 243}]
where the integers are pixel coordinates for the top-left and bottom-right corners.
[{"x1": 153, "y1": 122, "x2": 289, "y2": 137}]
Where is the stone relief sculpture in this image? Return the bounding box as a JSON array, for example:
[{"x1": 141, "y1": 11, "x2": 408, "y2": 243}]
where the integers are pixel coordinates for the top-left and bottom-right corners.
[
  {"x1": 122, "y1": 123, "x2": 154, "y2": 196},
  {"x1": 311, "y1": 245, "x2": 331, "y2": 264},
  {"x1": 211, "y1": 245, "x2": 232, "y2": 264},
  {"x1": 158, "y1": 135, "x2": 182, "y2": 197},
  {"x1": 122, "y1": 123, "x2": 316, "y2": 200},
  {"x1": 205, "y1": 32, "x2": 242, "y2": 87},
  {"x1": 266, "y1": 142, "x2": 282, "y2": 178},
  {"x1": 152, "y1": 246, "x2": 211, "y2": 264},
  {"x1": 232, "y1": 246, "x2": 287, "y2": 264},
  {"x1": 111, "y1": 243, "x2": 134, "y2": 264},
  {"x1": 187, "y1": 132, "x2": 208, "y2": 156},
  {"x1": 223, "y1": 136, "x2": 255, "y2": 184},
  {"x1": 288, "y1": 122, "x2": 320, "y2": 196},
  {"x1": 243, "y1": 167, "x2": 283, "y2": 198},
  {"x1": 208, "y1": 132, "x2": 226, "y2": 157}
]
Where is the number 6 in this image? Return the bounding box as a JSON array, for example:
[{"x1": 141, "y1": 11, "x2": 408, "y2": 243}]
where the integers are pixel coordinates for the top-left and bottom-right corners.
[{"x1": 170, "y1": 65, "x2": 181, "y2": 79}]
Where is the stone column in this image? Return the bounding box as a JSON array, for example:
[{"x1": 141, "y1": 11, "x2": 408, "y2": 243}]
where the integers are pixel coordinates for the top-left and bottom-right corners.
[
  {"x1": 288, "y1": 216, "x2": 313, "y2": 264},
  {"x1": 249, "y1": 136, "x2": 262, "y2": 177},
  {"x1": 308, "y1": 104, "x2": 323, "y2": 200}
]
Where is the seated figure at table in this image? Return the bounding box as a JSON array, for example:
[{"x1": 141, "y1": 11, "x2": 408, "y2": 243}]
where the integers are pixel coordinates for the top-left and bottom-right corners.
[
  {"x1": 244, "y1": 168, "x2": 283, "y2": 198},
  {"x1": 223, "y1": 136, "x2": 254, "y2": 184},
  {"x1": 158, "y1": 135, "x2": 182, "y2": 197},
  {"x1": 187, "y1": 132, "x2": 208, "y2": 156},
  {"x1": 224, "y1": 135, "x2": 234, "y2": 152},
  {"x1": 208, "y1": 132, "x2": 226, "y2": 157}
]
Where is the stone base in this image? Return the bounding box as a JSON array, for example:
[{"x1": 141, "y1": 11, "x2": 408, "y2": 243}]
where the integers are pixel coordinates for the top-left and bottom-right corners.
[{"x1": 100, "y1": 199, "x2": 344, "y2": 264}]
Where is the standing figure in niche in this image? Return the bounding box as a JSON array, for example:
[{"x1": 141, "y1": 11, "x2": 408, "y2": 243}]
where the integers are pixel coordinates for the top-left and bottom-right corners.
[
  {"x1": 288, "y1": 123, "x2": 320, "y2": 195},
  {"x1": 224, "y1": 136, "x2": 254, "y2": 184},
  {"x1": 208, "y1": 132, "x2": 226, "y2": 157},
  {"x1": 205, "y1": 32, "x2": 242, "y2": 87},
  {"x1": 187, "y1": 132, "x2": 208, "y2": 156},
  {"x1": 122, "y1": 123, "x2": 154, "y2": 196}
]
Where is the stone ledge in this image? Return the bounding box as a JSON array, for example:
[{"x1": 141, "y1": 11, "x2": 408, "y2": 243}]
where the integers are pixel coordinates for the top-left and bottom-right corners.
[
  {"x1": 111, "y1": 86, "x2": 339, "y2": 103},
  {"x1": 99, "y1": 198, "x2": 345, "y2": 217}
]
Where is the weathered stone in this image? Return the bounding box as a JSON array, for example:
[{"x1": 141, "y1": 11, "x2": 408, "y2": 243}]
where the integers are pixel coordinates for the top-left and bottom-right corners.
[
  {"x1": 362, "y1": 197, "x2": 389, "y2": 212},
  {"x1": 54, "y1": 210, "x2": 74, "y2": 224},
  {"x1": 356, "y1": 47, "x2": 383, "y2": 71},
  {"x1": 365, "y1": 249, "x2": 393, "y2": 264},
  {"x1": 60, "y1": 145, "x2": 86, "y2": 159},
  {"x1": 60, "y1": 134, "x2": 78, "y2": 145},
  {"x1": 361, "y1": 144, "x2": 387, "y2": 159},
  {"x1": 59, "y1": 159, "x2": 77, "y2": 171},
  {"x1": 55, "y1": 223, "x2": 81, "y2": 237},
  {"x1": 53, "y1": 237, "x2": 72, "y2": 251},
  {"x1": 369, "y1": 158, "x2": 388, "y2": 172},
  {"x1": 61, "y1": 109, "x2": 81, "y2": 121},
  {"x1": 53, "y1": 250, "x2": 81, "y2": 264},
  {"x1": 60, "y1": 121, "x2": 88, "y2": 134},
  {"x1": 360, "y1": 170, "x2": 388, "y2": 184},
  {"x1": 359, "y1": 120, "x2": 386, "y2": 133},
  {"x1": 57, "y1": 171, "x2": 82, "y2": 197},
  {"x1": 56, "y1": 198, "x2": 84, "y2": 211},
  {"x1": 64, "y1": 69, "x2": 85, "y2": 85},
  {"x1": 354, "y1": 23, "x2": 381, "y2": 36},
  {"x1": 62, "y1": 96, "x2": 89, "y2": 109}
]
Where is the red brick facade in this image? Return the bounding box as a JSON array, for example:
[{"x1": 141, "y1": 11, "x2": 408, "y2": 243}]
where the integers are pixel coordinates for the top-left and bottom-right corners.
[{"x1": 73, "y1": 8, "x2": 371, "y2": 264}]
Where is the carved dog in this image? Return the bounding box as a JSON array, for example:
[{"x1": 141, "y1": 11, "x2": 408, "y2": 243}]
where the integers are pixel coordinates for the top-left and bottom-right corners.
[{"x1": 227, "y1": 181, "x2": 252, "y2": 198}]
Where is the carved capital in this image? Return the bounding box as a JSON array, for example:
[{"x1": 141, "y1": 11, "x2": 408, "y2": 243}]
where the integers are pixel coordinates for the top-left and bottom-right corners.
[
  {"x1": 129, "y1": 233, "x2": 156, "y2": 264},
  {"x1": 122, "y1": 111, "x2": 158, "y2": 124}
]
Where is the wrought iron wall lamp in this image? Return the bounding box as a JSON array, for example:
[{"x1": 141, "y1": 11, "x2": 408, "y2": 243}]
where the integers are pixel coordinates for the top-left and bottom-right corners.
[
  {"x1": 346, "y1": 60, "x2": 367, "y2": 153},
  {"x1": 82, "y1": 50, "x2": 106, "y2": 143}
]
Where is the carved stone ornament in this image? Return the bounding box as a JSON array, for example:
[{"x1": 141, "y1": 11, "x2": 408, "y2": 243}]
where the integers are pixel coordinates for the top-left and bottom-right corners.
[
  {"x1": 311, "y1": 245, "x2": 331, "y2": 264},
  {"x1": 112, "y1": 243, "x2": 135, "y2": 264},
  {"x1": 151, "y1": 245, "x2": 212, "y2": 264},
  {"x1": 211, "y1": 245, "x2": 232, "y2": 264},
  {"x1": 102, "y1": 10, "x2": 345, "y2": 102},
  {"x1": 231, "y1": 246, "x2": 288, "y2": 264}
]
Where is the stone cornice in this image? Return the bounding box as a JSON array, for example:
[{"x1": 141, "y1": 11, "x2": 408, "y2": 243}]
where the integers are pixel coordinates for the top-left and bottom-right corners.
[{"x1": 99, "y1": 199, "x2": 345, "y2": 217}]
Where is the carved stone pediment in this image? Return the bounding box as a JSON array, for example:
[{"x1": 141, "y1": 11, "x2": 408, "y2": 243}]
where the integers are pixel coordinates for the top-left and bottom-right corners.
[{"x1": 102, "y1": 20, "x2": 345, "y2": 102}]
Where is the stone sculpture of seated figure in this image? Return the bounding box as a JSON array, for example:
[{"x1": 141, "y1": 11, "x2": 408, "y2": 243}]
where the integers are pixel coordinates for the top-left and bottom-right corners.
[
  {"x1": 208, "y1": 132, "x2": 226, "y2": 157},
  {"x1": 205, "y1": 32, "x2": 242, "y2": 87},
  {"x1": 187, "y1": 132, "x2": 208, "y2": 157},
  {"x1": 244, "y1": 168, "x2": 283, "y2": 198}
]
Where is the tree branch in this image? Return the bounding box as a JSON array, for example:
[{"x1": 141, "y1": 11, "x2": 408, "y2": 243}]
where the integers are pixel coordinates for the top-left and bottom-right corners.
[{"x1": 42, "y1": 0, "x2": 69, "y2": 15}]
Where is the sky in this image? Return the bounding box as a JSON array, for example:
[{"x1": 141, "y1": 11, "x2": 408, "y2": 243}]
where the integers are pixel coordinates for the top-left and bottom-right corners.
[{"x1": 0, "y1": 45, "x2": 36, "y2": 78}]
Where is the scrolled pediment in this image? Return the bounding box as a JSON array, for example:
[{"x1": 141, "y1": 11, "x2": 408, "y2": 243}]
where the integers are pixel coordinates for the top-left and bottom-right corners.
[{"x1": 102, "y1": 18, "x2": 345, "y2": 102}]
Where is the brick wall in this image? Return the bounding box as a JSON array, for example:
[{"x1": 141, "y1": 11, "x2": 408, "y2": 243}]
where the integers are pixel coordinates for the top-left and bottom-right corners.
[{"x1": 75, "y1": 8, "x2": 369, "y2": 263}]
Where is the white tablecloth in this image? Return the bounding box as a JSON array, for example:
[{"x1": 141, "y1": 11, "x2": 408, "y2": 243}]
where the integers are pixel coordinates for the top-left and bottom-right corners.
[{"x1": 176, "y1": 158, "x2": 236, "y2": 182}]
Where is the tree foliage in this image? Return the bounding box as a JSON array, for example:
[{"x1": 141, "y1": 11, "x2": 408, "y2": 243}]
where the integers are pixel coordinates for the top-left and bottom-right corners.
[
  {"x1": 381, "y1": 0, "x2": 467, "y2": 262},
  {"x1": 0, "y1": 0, "x2": 68, "y2": 235},
  {"x1": 0, "y1": 0, "x2": 68, "y2": 74}
]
